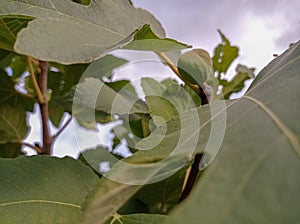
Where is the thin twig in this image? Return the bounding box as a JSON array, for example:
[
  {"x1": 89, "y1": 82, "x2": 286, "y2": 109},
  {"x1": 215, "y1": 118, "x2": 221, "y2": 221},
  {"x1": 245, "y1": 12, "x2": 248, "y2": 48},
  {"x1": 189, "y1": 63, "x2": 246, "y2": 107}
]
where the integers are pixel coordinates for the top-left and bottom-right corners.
[
  {"x1": 52, "y1": 116, "x2": 72, "y2": 140},
  {"x1": 27, "y1": 57, "x2": 45, "y2": 104},
  {"x1": 21, "y1": 142, "x2": 43, "y2": 154}
]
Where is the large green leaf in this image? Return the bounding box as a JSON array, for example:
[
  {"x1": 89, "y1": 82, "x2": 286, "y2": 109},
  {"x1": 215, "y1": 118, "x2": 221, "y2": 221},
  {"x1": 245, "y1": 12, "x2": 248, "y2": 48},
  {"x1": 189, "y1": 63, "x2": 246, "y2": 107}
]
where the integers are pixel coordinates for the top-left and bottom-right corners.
[
  {"x1": 80, "y1": 149, "x2": 189, "y2": 224},
  {"x1": 70, "y1": 77, "x2": 148, "y2": 117},
  {"x1": 80, "y1": 145, "x2": 188, "y2": 214},
  {"x1": 65, "y1": 73, "x2": 149, "y2": 129},
  {"x1": 0, "y1": 156, "x2": 100, "y2": 224},
  {"x1": 0, "y1": 0, "x2": 165, "y2": 64},
  {"x1": 167, "y1": 42, "x2": 300, "y2": 223},
  {"x1": 47, "y1": 55, "x2": 127, "y2": 127}
]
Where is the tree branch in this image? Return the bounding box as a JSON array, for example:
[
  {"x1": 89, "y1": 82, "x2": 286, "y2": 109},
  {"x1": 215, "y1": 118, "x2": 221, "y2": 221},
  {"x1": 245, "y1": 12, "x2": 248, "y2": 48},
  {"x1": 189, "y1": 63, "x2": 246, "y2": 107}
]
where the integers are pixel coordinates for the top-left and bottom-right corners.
[
  {"x1": 52, "y1": 116, "x2": 72, "y2": 141},
  {"x1": 179, "y1": 153, "x2": 203, "y2": 202},
  {"x1": 20, "y1": 142, "x2": 43, "y2": 154},
  {"x1": 38, "y1": 61, "x2": 52, "y2": 155}
]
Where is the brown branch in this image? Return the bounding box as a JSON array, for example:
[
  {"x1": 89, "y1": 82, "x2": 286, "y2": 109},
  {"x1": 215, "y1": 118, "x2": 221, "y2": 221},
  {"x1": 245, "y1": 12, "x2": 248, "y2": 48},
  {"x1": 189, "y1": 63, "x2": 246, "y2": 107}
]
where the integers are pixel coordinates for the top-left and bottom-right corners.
[
  {"x1": 52, "y1": 116, "x2": 72, "y2": 141},
  {"x1": 20, "y1": 142, "x2": 43, "y2": 154},
  {"x1": 38, "y1": 61, "x2": 52, "y2": 155},
  {"x1": 179, "y1": 153, "x2": 203, "y2": 202},
  {"x1": 199, "y1": 85, "x2": 209, "y2": 105}
]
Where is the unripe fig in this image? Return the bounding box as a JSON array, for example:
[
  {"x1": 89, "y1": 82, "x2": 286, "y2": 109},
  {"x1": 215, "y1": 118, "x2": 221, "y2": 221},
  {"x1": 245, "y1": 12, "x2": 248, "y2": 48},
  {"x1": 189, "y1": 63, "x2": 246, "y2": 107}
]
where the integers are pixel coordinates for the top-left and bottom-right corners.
[{"x1": 177, "y1": 49, "x2": 212, "y2": 85}]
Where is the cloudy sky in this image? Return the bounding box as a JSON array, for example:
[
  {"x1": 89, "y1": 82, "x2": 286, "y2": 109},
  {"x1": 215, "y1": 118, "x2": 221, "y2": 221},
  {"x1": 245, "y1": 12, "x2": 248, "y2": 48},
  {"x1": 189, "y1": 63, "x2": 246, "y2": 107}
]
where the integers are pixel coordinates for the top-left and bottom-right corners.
[
  {"x1": 133, "y1": 0, "x2": 300, "y2": 71},
  {"x1": 25, "y1": 0, "x2": 300, "y2": 157}
]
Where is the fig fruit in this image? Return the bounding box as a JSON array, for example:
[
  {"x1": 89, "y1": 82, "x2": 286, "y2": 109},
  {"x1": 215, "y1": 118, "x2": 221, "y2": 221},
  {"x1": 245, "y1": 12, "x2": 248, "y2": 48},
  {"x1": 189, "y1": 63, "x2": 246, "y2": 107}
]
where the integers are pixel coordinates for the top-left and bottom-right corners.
[{"x1": 177, "y1": 49, "x2": 213, "y2": 85}]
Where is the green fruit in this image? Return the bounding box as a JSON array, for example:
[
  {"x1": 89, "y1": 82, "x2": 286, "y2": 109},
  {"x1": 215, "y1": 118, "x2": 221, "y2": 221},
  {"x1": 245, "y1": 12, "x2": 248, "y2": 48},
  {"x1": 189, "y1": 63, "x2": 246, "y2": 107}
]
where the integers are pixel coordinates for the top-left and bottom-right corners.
[{"x1": 177, "y1": 49, "x2": 212, "y2": 85}]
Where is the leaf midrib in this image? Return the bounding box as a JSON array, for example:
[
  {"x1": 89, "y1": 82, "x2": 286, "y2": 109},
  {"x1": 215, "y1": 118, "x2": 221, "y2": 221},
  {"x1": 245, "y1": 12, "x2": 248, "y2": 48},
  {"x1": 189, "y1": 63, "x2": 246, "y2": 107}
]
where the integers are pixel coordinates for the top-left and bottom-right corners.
[
  {"x1": 243, "y1": 95, "x2": 300, "y2": 157},
  {"x1": 0, "y1": 199, "x2": 81, "y2": 208}
]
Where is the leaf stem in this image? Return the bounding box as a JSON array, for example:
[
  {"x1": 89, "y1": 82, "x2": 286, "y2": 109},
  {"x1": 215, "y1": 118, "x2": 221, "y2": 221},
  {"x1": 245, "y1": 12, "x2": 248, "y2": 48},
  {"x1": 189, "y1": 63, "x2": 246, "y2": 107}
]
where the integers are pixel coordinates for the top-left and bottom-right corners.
[
  {"x1": 155, "y1": 51, "x2": 201, "y2": 95},
  {"x1": 27, "y1": 57, "x2": 45, "y2": 104}
]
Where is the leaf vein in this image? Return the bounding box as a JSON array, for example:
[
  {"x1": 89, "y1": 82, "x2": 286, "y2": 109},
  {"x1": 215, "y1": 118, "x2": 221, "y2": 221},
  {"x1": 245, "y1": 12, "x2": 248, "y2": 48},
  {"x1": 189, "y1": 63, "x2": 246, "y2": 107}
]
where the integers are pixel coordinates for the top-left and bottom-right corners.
[
  {"x1": 243, "y1": 95, "x2": 300, "y2": 158},
  {"x1": 0, "y1": 199, "x2": 81, "y2": 208},
  {"x1": 219, "y1": 136, "x2": 284, "y2": 221}
]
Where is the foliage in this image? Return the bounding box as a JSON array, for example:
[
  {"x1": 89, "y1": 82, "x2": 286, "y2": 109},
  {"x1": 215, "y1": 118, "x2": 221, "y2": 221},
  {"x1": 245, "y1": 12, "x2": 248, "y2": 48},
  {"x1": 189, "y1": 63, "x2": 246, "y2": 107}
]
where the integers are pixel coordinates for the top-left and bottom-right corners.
[{"x1": 0, "y1": 0, "x2": 299, "y2": 223}]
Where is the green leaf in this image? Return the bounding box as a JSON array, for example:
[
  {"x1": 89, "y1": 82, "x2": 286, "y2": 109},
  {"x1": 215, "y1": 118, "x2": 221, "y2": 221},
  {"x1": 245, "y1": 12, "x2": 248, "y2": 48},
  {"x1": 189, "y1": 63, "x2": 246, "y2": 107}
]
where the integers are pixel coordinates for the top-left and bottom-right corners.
[
  {"x1": 0, "y1": 49, "x2": 14, "y2": 68},
  {"x1": 124, "y1": 24, "x2": 190, "y2": 52},
  {"x1": 79, "y1": 146, "x2": 120, "y2": 173},
  {"x1": 136, "y1": 167, "x2": 187, "y2": 214},
  {"x1": 0, "y1": 0, "x2": 165, "y2": 64},
  {"x1": 48, "y1": 59, "x2": 128, "y2": 127},
  {"x1": 0, "y1": 156, "x2": 100, "y2": 224},
  {"x1": 0, "y1": 71, "x2": 34, "y2": 111},
  {"x1": 60, "y1": 55, "x2": 142, "y2": 129},
  {"x1": 220, "y1": 64, "x2": 255, "y2": 99},
  {"x1": 48, "y1": 64, "x2": 89, "y2": 126},
  {"x1": 80, "y1": 150, "x2": 189, "y2": 224},
  {"x1": 113, "y1": 113, "x2": 152, "y2": 153},
  {"x1": 106, "y1": 80, "x2": 136, "y2": 94},
  {"x1": 142, "y1": 78, "x2": 178, "y2": 126},
  {"x1": 212, "y1": 30, "x2": 239, "y2": 75},
  {"x1": 82, "y1": 55, "x2": 128, "y2": 80},
  {"x1": 167, "y1": 41, "x2": 300, "y2": 223},
  {"x1": 0, "y1": 17, "x2": 32, "y2": 51},
  {"x1": 105, "y1": 213, "x2": 168, "y2": 224},
  {"x1": 9, "y1": 54, "x2": 28, "y2": 79},
  {"x1": 69, "y1": 77, "x2": 148, "y2": 121},
  {"x1": 0, "y1": 105, "x2": 28, "y2": 144},
  {"x1": 75, "y1": 109, "x2": 113, "y2": 129},
  {"x1": 0, "y1": 143, "x2": 24, "y2": 158},
  {"x1": 80, "y1": 146, "x2": 188, "y2": 214},
  {"x1": 141, "y1": 78, "x2": 201, "y2": 126},
  {"x1": 80, "y1": 172, "x2": 141, "y2": 224}
]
